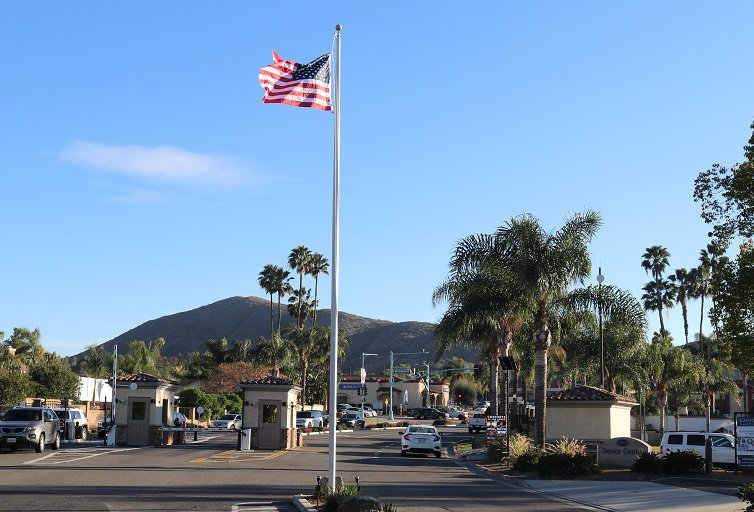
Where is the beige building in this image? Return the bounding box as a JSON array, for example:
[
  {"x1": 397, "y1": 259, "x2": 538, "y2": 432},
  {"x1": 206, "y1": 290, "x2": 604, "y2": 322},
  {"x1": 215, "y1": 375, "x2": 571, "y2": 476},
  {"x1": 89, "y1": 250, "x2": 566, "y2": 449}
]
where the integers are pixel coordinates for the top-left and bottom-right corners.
[{"x1": 546, "y1": 385, "x2": 637, "y2": 442}]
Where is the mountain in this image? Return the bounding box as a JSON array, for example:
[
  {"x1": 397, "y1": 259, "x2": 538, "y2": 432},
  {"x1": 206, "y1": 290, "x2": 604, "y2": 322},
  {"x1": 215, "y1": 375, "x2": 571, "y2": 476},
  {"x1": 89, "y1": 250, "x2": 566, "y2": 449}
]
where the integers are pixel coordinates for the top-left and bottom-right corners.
[{"x1": 70, "y1": 296, "x2": 479, "y2": 374}]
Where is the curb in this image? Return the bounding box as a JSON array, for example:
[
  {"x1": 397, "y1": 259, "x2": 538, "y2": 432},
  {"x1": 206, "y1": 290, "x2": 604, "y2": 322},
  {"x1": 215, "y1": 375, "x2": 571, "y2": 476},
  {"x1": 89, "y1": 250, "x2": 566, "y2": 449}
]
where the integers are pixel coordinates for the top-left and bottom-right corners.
[{"x1": 292, "y1": 495, "x2": 318, "y2": 512}]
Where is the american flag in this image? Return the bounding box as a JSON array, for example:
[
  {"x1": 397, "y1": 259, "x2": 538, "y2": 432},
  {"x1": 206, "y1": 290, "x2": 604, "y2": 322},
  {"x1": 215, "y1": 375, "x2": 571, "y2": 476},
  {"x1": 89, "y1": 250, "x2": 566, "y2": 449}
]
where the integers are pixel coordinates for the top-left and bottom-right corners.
[{"x1": 259, "y1": 51, "x2": 332, "y2": 111}]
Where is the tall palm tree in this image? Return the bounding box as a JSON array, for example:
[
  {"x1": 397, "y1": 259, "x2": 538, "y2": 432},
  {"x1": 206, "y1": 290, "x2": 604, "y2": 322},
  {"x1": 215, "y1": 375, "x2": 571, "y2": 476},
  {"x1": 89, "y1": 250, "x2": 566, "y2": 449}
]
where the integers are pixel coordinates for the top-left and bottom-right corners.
[
  {"x1": 489, "y1": 211, "x2": 601, "y2": 446},
  {"x1": 308, "y1": 252, "x2": 329, "y2": 327},
  {"x1": 285, "y1": 325, "x2": 329, "y2": 406},
  {"x1": 668, "y1": 268, "x2": 693, "y2": 345},
  {"x1": 641, "y1": 279, "x2": 674, "y2": 337},
  {"x1": 641, "y1": 245, "x2": 672, "y2": 337},
  {"x1": 695, "y1": 242, "x2": 728, "y2": 357},
  {"x1": 258, "y1": 264, "x2": 279, "y2": 336},
  {"x1": 288, "y1": 246, "x2": 312, "y2": 327},
  {"x1": 433, "y1": 260, "x2": 526, "y2": 416},
  {"x1": 271, "y1": 266, "x2": 293, "y2": 333}
]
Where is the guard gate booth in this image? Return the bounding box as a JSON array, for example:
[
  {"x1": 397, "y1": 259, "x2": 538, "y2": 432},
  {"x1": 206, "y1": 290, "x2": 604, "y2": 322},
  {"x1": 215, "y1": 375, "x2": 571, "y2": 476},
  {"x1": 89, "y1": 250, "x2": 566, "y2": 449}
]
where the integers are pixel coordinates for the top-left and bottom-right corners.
[
  {"x1": 110, "y1": 373, "x2": 181, "y2": 446},
  {"x1": 240, "y1": 376, "x2": 301, "y2": 450}
]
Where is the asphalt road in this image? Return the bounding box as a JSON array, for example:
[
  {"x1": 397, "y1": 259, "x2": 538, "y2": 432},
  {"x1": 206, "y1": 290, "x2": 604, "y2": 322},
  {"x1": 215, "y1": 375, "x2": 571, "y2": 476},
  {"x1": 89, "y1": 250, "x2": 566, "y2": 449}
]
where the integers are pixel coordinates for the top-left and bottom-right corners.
[{"x1": 2, "y1": 425, "x2": 743, "y2": 512}]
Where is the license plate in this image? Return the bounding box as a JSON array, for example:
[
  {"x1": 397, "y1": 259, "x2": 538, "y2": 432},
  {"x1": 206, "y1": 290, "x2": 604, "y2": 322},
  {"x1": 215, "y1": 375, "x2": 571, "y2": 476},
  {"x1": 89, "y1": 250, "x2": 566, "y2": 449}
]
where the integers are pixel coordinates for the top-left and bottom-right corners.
[
  {"x1": 6, "y1": 438, "x2": 16, "y2": 444},
  {"x1": 417, "y1": 438, "x2": 426, "y2": 443}
]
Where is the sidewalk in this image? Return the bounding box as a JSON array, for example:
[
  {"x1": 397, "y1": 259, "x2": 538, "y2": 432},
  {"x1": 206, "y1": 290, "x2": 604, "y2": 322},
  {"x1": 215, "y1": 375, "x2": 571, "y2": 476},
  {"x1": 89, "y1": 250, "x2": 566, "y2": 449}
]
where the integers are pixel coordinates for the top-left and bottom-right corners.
[{"x1": 521, "y1": 479, "x2": 743, "y2": 512}]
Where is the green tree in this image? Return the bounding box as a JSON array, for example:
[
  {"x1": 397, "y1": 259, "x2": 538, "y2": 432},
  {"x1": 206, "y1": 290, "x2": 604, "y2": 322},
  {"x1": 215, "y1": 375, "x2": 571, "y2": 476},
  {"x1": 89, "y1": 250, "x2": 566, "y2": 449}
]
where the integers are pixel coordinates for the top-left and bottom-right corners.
[
  {"x1": 646, "y1": 335, "x2": 689, "y2": 433},
  {"x1": 285, "y1": 325, "x2": 329, "y2": 406},
  {"x1": 120, "y1": 338, "x2": 166, "y2": 376},
  {"x1": 81, "y1": 345, "x2": 112, "y2": 403},
  {"x1": 0, "y1": 368, "x2": 32, "y2": 406},
  {"x1": 272, "y1": 266, "x2": 293, "y2": 333},
  {"x1": 565, "y1": 284, "x2": 647, "y2": 392},
  {"x1": 9, "y1": 327, "x2": 46, "y2": 366},
  {"x1": 258, "y1": 264, "x2": 279, "y2": 336},
  {"x1": 288, "y1": 245, "x2": 312, "y2": 327},
  {"x1": 287, "y1": 286, "x2": 312, "y2": 326},
  {"x1": 641, "y1": 245, "x2": 673, "y2": 337},
  {"x1": 668, "y1": 268, "x2": 694, "y2": 345},
  {"x1": 308, "y1": 252, "x2": 329, "y2": 328},
  {"x1": 694, "y1": 117, "x2": 754, "y2": 242},
  {"x1": 30, "y1": 354, "x2": 81, "y2": 400},
  {"x1": 255, "y1": 333, "x2": 292, "y2": 377},
  {"x1": 433, "y1": 258, "x2": 526, "y2": 416},
  {"x1": 457, "y1": 211, "x2": 600, "y2": 446}
]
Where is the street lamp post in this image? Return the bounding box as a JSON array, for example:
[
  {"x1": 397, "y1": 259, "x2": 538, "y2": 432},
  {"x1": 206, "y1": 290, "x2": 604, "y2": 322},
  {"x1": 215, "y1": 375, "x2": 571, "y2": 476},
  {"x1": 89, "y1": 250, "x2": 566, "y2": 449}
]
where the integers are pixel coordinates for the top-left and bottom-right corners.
[
  {"x1": 423, "y1": 362, "x2": 430, "y2": 407},
  {"x1": 597, "y1": 267, "x2": 605, "y2": 389},
  {"x1": 389, "y1": 349, "x2": 427, "y2": 421},
  {"x1": 360, "y1": 352, "x2": 378, "y2": 418}
]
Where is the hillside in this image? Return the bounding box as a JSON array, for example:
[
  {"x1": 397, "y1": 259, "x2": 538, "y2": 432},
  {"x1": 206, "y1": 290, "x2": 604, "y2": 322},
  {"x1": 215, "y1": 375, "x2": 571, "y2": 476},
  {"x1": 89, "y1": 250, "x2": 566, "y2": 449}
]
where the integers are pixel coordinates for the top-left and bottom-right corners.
[{"x1": 70, "y1": 296, "x2": 479, "y2": 374}]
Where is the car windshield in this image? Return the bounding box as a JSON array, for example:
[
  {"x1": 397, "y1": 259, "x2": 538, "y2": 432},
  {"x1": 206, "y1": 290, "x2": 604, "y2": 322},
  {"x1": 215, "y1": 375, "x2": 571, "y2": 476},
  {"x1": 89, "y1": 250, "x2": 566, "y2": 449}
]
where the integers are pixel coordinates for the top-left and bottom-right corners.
[
  {"x1": 4, "y1": 409, "x2": 42, "y2": 421},
  {"x1": 297, "y1": 412, "x2": 312, "y2": 418},
  {"x1": 219, "y1": 414, "x2": 237, "y2": 420}
]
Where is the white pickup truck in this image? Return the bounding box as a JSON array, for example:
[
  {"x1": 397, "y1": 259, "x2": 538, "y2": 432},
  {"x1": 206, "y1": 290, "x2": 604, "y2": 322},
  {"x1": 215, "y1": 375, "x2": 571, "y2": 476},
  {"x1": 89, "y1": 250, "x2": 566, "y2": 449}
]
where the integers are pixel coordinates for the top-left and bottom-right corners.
[{"x1": 468, "y1": 413, "x2": 487, "y2": 433}]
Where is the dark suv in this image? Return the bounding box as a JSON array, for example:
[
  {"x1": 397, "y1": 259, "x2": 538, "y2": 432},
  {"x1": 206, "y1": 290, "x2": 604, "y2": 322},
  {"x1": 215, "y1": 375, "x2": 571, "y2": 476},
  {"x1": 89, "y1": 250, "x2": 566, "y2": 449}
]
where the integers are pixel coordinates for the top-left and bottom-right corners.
[
  {"x1": 0, "y1": 407, "x2": 61, "y2": 452},
  {"x1": 412, "y1": 407, "x2": 447, "y2": 420}
]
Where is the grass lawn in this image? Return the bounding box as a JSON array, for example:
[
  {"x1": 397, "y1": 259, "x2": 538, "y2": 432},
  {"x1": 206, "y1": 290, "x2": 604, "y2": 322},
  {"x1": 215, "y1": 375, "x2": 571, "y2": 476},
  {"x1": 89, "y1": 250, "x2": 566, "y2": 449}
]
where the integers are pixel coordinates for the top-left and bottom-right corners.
[{"x1": 455, "y1": 438, "x2": 474, "y2": 454}]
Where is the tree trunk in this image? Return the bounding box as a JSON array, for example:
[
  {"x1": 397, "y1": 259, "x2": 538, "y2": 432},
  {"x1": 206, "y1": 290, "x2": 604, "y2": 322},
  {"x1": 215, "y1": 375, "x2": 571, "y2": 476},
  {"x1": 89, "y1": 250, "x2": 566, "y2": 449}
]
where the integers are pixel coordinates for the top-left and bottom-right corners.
[
  {"x1": 489, "y1": 343, "x2": 499, "y2": 416},
  {"x1": 269, "y1": 293, "x2": 274, "y2": 337},
  {"x1": 313, "y1": 276, "x2": 319, "y2": 328},
  {"x1": 534, "y1": 322, "x2": 551, "y2": 447}
]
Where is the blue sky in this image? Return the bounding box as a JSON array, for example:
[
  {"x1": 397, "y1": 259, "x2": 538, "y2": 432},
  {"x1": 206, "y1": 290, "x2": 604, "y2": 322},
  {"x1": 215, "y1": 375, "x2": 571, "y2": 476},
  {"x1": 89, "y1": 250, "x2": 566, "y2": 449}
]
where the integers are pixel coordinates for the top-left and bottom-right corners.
[{"x1": 2, "y1": 2, "x2": 753, "y2": 357}]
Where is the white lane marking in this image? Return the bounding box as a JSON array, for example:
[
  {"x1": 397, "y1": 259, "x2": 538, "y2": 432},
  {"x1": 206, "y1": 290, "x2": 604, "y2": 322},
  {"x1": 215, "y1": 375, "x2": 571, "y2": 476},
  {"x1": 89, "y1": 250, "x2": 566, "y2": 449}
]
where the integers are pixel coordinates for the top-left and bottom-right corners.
[{"x1": 25, "y1": 446, "x2": 140, "y2": 465}]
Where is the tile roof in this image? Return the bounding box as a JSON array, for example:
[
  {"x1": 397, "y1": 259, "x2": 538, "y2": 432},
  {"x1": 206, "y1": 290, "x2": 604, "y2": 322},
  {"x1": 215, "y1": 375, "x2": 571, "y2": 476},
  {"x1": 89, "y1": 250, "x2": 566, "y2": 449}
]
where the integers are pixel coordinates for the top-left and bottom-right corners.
[
  {"x1": 240, "y1": 375, "x2": 294, "y2": 386},
  {"x1": 547, "y1": 385, "x2": 637, "y2": 404},
  {"x1": 117, "y1": 373, "x2": 176, "y2": 385}
]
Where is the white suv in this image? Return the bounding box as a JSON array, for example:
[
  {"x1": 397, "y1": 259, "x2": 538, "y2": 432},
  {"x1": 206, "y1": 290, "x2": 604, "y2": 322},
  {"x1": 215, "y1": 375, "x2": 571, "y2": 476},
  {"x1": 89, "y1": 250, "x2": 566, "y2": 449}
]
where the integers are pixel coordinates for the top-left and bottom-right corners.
[
  {"x1": 211, "y1": 414, "x2": 241, "y2": 430},
  {"x1": 296, "y1": 411, "x2": 325, "y2": 428},
  {"x1": 659, "y1": 431, "x2": 736, "y2": 466},
  {"x1": 52, "y1": 408, "x2": 89, "y2": 441}
]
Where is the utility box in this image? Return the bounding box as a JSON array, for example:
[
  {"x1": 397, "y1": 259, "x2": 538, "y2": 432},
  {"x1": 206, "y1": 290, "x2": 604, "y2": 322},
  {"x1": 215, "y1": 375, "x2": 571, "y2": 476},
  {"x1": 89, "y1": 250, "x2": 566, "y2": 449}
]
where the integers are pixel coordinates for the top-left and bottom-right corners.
[{"x1": 240, "y1": 429, "x2": 252, "y2": 451}]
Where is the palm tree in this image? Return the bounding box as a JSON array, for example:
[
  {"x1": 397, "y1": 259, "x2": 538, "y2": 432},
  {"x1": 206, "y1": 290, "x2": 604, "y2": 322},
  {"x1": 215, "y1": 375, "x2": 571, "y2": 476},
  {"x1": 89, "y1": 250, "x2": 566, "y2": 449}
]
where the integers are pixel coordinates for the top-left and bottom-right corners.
[
  {"x1": 258, "y1": 264, "x2": 279, "y2": 336},
  {"x1": 646, "y1": 335, "x2": 689, "y2": 433},
  {"x1": 566, "y1": 284, "x2": 647, "y2": 391},
  {"x1": 641, "y1": 245, "x2": 672, "y2": 337},
  {"x1": 668, "y1": 268, "x2": 693, "y2": 345},
  {"x1": 82, "y1": 345, "x2": 112, "y2": 403},
  {"x1": 255, "y1": 333, "x2": 292, "y2": 377},
  {"x1": 287, "y1": 287, "x2": 312, "y2": 326},
  {"x1": 308, "y1": 252, "x2": 329, "y2": 327},
  {"x1": 694, "y1": 242, "x2": 728, "y2": 357},
  {"x1": 285, "y1": 325, "x2": 329, "y2": 406},
  {"x1": 490, "y1": 211, "x2": 601, "y2": 446},
  {"x1": 433, "y1": 260, "x2": 526, "y2": 416},
  {"x1": 288, "y1": 245, "x2": 312, "y2": 327},
  {"x1": 641, "y1": 279, "x2": 674, "y2": 337},
  {"x1": 270, "y1": 267, "x2": 292, "y2": 334}
]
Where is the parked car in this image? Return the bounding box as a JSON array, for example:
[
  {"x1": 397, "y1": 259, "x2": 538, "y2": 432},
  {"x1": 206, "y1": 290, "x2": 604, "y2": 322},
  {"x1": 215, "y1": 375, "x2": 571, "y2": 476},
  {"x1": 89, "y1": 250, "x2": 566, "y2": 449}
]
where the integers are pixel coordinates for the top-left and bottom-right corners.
[
  {"x1": 296, "y1": 410, "x2": 325, "y2": 428},
  {"x1": 468, "y1": 413, "x2": 487, "y2": 433},
  {"x1": 0, "y1": 406, "x2": 61, "y2": 452},
  {"x1": 51, "y1": 408, "x2": 89, "y2": 440},
  {"x1": 400, "y1": 424, "x2": 442, "y2": 458},
  {"x1": 211, "y1": 414, "x2": 241, "y2": 430},
  {"x1": 659, "y1": 431, "x2": 736, "y2": 466},
  {"x1": 338, "y1": 412, "x2": 365, "y2": 429},
  {"x1": 361, "y1": 406, "x2": 377, "y2": 418},
  {"x1": 446, "y1": 407, "x2": 467, "y2": 420},
  {"x1": 412, "y1": 408, "x2": 447, "y2": 420}
]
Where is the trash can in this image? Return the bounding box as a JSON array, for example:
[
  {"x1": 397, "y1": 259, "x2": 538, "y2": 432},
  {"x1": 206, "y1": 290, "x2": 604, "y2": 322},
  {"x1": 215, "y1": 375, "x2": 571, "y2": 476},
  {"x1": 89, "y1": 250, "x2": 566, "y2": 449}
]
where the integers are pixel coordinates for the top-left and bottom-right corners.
[{"x1": 240, "y1": 429, "x2": 252, "y2": 451}]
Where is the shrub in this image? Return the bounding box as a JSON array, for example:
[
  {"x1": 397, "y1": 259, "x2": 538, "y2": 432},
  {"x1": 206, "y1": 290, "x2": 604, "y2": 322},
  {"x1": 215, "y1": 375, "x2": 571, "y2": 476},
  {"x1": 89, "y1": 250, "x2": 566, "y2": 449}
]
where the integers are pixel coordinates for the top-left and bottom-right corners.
[
  {"x1": 512, "y1": 446, "x2": 545, "y2": 472},
  {"x1": 486, "y1": 437, "x2": 508, "y2": 462},
  {"x1": 738, "y1": 482, "x2": 754, "y2": 512},
  {"x1": 631, "y1": 451, "x2": 663, "y2": 474},
  {"x1": 381, "y1": 503, "x2": 399, "y2": 512},
  {"x1": 537, "y1": 452, "x2": 598, "y2": 478},
  {"x1": 323, "y1": 483, "x2": 360, "y2": 512},
  {"x1": 662, "y1": 450, "x2": 705, "y2": 474},
  {"x1": 508, "y1": 433, "x2": 534, "y2": 465},
  {"x1": 548, "y1": 437, "x2": 588, "y2": 456}
]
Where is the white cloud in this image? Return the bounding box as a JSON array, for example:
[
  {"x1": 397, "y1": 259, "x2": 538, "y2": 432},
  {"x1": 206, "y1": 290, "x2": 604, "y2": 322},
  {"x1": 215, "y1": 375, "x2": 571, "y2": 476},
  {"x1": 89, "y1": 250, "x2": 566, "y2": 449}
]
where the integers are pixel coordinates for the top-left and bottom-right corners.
[{"x1": 61, "y1": 140, "x2": 251, "y2": 187}]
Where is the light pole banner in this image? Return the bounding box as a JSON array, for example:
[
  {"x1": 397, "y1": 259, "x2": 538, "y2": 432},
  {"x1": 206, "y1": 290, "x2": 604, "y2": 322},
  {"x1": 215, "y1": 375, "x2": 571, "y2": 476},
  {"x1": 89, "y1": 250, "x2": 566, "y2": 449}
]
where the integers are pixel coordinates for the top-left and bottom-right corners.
[{"x1": 736, "y1": 415, "x2": 754, "y2": 469}]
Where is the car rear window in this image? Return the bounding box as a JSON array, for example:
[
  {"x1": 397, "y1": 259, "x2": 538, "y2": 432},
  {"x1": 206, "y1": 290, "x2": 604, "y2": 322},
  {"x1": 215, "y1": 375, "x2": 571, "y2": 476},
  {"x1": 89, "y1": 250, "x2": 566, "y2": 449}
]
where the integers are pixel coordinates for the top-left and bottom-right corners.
[
  {"x1": 4, "y1": 409, "x2": 42, "y2": 421},
  {"x1": 666, "y1": 434, "x2": 683, "y2": 445}
]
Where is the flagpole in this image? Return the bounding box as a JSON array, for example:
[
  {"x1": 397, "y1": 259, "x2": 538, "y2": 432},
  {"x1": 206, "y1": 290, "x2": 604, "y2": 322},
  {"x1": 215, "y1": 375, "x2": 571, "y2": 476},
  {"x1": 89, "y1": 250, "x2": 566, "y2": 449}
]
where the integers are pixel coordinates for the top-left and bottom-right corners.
[{"x1": 328, "y1": 23, "x2": 342, "y2": 487}]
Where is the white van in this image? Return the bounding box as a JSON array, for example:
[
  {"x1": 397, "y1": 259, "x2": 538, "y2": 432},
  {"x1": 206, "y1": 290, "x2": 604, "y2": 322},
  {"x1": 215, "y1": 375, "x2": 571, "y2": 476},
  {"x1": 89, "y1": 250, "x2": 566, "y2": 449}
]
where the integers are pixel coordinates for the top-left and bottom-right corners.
[{"x1": 659, "y1": 431, "x2": 736, "y2": 466}]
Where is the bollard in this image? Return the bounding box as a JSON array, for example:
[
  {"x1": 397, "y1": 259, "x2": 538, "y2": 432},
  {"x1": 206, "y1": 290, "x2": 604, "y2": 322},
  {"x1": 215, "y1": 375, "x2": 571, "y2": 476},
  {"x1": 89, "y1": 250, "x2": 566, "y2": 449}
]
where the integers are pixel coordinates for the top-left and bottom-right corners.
[{"x1": 705, "y1": 437, "x2": 713, "y2": 474}]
